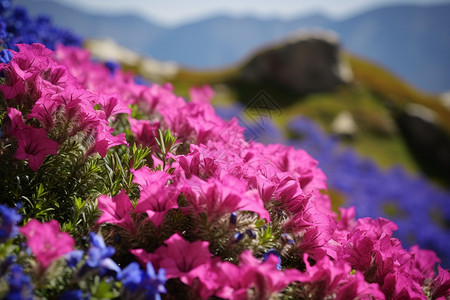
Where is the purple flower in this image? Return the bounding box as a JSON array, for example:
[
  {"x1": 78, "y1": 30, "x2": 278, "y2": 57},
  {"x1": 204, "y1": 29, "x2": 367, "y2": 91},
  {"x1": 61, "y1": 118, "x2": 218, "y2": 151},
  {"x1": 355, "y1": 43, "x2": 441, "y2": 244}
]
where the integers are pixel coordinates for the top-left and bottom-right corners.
[
  {"x1": 0, "y1": 204, "x2": 21, "y2": 243},
  {"x1": 119, "y1": 262, "x2": 167, "y2": 299},
  {"x1": 65, "y1": 250, "x2": 84, "y2": 268},
  {"x1": 85, "y1": 232, "x2": 121, "y2": 277},
  {"x1": 0, "y1": 49, "x2": 13, "y2": 64},
  {"x1": 264, "y1": 249, "x2": 282, "y2": 270},
  {"x1": 6, "y1": 264, "x2": 33, "y2": 300}
]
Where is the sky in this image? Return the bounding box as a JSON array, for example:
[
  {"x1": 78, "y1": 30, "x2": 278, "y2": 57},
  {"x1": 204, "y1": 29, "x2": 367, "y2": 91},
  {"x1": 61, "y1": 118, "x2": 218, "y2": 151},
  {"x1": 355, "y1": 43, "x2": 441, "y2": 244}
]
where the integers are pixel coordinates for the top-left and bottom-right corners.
[{"x1": 50, "y1": 0, "x2": 450, "y2": 27}]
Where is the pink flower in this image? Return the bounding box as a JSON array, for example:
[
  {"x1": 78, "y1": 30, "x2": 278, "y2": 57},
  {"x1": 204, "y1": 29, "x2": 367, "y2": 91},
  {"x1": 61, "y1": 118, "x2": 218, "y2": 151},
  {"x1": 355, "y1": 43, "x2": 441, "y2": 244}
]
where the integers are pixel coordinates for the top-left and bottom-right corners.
[
  {"x1": 179, "y1": 173, "x2": 270, "y2": 222},
  {"x1": 216, "y1": 250, "x2": 301, "y2": 300},
  {"x1": 175, "y1": 145, "x2": 219, "y2": 179},
  {"x1": 381, "y1": 267, "x2": 427, "y2": 299},
  {"x1": 132, "y1": 233, "x2": 213, "y2": 282},
  {"x1": 336, "y1": 206, "x2": 357, "y2": 231},
  {"x1": 132, "y1": 168, "x2": 179, "y2": 227},
  {"x1": 38, "y1": 63, "x2": 69, "y2": 88},
  {"x1": 98, "y1": 94, "x2": 131, "y2": 119},
  {"x1": 27, "y1": 92, "x2": 59, "y2": 129},
  {"x1": 189, "y1": 85, "x2": 214, "y2": 103},
  {"x1": 132, "y1": 234, "x2": 220, "y2": 299},
  {"x1": 13, "y1": 126, "x2": 58, "y2": 171},
  {"x1": 128, "y1": 117, "x2": 160, "y2": 148},
  {"x1": 6, "y1": 107, "x2": 26, "y2": 135},
  {"x1": 431, "y1": 266, "x2": 450, "y2": 300},
  {"x1": 97, "y1": 190, "x2": 135, "y2": 234},
  {"x1": 408, "y1": 245, "x2": 441, "y2": 280},
  {"x1": 87, "y1": 123, "x2": 128, "y2": 158},
  {"x1": 9, "y1": 43, "x2": 53, "y2": 80},
  {"x1": 0, "y1": 65, "x2": 25, "y2": 99},
  {"x1": 283, "y1": 197, "x2": 337, "y2": 260},
  {"x1": 19, "y1": 219, "x2": 75, "y2": 268},
  {"x1": 174, "y1": 142, "x2": 246, "y2": 181},
  {"x1": 296, "y1": 254, "x2": 385, "y2": 300},
  {"x1": 138, "y1": 82, "x2": 185, "y2": 115}
]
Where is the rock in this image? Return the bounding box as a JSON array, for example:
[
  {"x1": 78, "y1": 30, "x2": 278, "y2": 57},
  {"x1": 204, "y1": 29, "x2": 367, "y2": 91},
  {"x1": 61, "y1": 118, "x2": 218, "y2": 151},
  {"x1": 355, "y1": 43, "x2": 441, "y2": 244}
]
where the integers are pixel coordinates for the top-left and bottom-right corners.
[
  {"x1": 239, "y1": 30, "x2": 352, "y2": 95},
  {"x1": 331, "y1": 111, "x2": 358, "y2": 138},
  {"x1": 85, "y1": 38, "x2": 179, "y2": 81},
  {"x1": 395, "y1": 110, "x2": 450, "y2": 186}
]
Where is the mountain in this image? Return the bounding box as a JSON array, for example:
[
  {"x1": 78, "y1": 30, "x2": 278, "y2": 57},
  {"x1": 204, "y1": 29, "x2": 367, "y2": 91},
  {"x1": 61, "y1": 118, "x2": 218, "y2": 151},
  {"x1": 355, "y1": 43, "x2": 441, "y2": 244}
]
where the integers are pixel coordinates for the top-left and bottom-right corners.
[
  {"x1": 14, "y1": 0, "x2": 166, "y2": 54},
  {"x1": 15, "y1": 0, "x2": 450, "y2": 93}
]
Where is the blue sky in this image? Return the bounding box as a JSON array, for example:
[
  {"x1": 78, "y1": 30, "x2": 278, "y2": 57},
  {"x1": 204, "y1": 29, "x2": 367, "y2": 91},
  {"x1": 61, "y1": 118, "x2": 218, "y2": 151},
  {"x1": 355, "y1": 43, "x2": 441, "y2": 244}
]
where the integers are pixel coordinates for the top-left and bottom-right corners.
[{"x1": 49, "y1": 0, "x2": 450, "y2": 26}]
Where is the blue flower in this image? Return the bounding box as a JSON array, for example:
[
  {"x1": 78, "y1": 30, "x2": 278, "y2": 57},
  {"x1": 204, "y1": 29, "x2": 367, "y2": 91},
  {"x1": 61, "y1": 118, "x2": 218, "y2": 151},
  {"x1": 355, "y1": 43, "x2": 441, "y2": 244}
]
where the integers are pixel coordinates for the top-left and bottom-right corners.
[
  {"x1": 0, "y1": 49, "x2": 13, "y2": 64},
  {"x1": 0, "y1": 0, "x2": 12, "y2": 14},
  {"x1": 119, "y1": 262, "x2": 166, "y2": 300},
  {"x1": 264, "y1": 249, "x2": 281, "y2": 270},
  {"x1": 119, "y1": 262, "x2": 142, "y2": 293},
  {"x1": 104, "y1": 61, "x2": 119, "y2": 75},
  {"x1": 0, "y1": 204, "x2": 22, "y2": 243},
  {"x1": 144, "y1": 262, "x2": 167, "y2": 299},
  {"x1": 0, "y1": 0, "x2": 82, "y2": 51},
  {"x1": 65, "y1": 250, "x2": 84, "y2": 268},
  {"x1": 85, "y1": 232, "x2": 121, "y2": 277},
  {"x1": 6, "y1": 264, "x2": 33, "y2": 300}
]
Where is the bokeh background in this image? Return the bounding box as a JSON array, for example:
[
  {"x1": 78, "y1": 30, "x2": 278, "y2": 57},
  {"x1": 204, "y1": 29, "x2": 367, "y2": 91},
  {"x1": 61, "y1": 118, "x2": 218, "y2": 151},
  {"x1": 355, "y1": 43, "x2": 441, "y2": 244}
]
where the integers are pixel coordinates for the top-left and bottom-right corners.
[{"x1": 11, "y1": 0, "x2": 450, "y2": 267}]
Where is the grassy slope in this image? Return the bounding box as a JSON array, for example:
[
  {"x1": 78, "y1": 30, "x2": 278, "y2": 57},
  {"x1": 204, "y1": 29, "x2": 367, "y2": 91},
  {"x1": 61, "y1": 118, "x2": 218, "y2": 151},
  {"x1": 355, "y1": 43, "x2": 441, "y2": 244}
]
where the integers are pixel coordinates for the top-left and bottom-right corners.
[
  {"x1": 168, "y1": 51, "x2": 450, "y2": 175},
  {"x1": 102, "y1": 40, "x2": 448, "y2": 177}
]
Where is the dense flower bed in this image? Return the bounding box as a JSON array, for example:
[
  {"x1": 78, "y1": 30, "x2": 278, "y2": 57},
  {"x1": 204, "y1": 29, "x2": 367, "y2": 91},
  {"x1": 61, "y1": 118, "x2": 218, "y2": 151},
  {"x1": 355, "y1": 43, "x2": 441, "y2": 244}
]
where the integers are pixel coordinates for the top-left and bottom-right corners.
[
  {"x1": 1, "y1": 1, "x2": 450, "y2": 299},
  {"x1": 215, "y1": 105, "x2": 450, "y2": 268},
  {"x1": 0, "y1": 42, "x2": 449, "y2": 299}
]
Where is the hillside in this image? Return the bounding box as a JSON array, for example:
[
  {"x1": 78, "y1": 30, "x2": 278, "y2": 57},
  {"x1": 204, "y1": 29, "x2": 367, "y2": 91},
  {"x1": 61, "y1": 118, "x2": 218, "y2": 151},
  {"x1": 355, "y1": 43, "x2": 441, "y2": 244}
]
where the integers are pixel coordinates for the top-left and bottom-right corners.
[{"x1": 151, "y1": 35, "x2": 450, "y2": 186}]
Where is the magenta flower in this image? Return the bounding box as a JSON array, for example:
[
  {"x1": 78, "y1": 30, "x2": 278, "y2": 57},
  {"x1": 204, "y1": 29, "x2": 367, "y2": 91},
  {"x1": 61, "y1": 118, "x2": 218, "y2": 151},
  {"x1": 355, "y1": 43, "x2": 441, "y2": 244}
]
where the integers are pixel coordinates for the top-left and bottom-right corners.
[
  {"x1": 9, "y1": 43, "x2": 53, "y2": 80},
  {"x1": 19, "y1": 219, "x2": 75, "y2": 269},
  {"x1": 38, "y1": 63, "x2": 70, "y2": 89},
  {"x1": 381, "y1": 267, "x2": 427, "y2": 299},
  {"x1": 215, "y1": 250, "x2": 301, "y2": 300},
  {"x1": 174, "y1": 142, "x2": 245, "y2": 180},
  {"x1": 87, "y1": 123, "x2": 127, "y2": 158},
  {"x1": 189, "y1": 85, "x2": 214, "y2": 103},
  {"x1": 431, "y1": 266, "x2": 450, "y2": 299},
  {"x1": 297, "y1": 254, "x2": 385, "y2": 300},
  {"x1": 160, "y1": 99, "x2": 236, "y2": 145},
  {"x1": 97, "y1": 190, "x2": 135, "y2": 234},
  {"x1": 408, "y1": 245, "x2": 441, "y2": 279},
  {"x1": 13, "y1": 126, "x2": 58, "y2": 171},
  {"x1": 179, "y1": 173, "x2": 270, "y2": 222},
  {"x1": 27, "y1": 92, "x2": 59, "y2": 129},
  {"x1": 98, "y1": 94, "x2": 131, "y2": 119},
  {"x1": 0, "y1": 65, "x2": 25, "y2": 99},
  {"x1": 6, "y1": 107, "x2": 26, "y2": 135},
  {"x1": 128, "y1": 117, "x2": 160, "y2": 148},
  {"x1": 132, "y1": 167, "x2": 178, "y2": 227},
  {"x1": 132, "y1": 234, "x2": 221, "y2": 299},
  {"x1": 131, "y1": 234, "x2": 213, "y2": 283},
  {"x1": 137, "y1": 82, "x2": 185, "y2": 115}
]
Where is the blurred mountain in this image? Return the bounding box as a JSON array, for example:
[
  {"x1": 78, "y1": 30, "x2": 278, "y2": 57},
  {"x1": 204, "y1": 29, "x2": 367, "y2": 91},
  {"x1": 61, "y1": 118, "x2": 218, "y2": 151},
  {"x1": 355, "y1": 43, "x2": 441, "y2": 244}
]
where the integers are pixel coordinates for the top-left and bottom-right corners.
[
  {"x1": 14, "y1": 0, "x2": 166, "y2": 53},
  {"x1": 16, "y1": 0, "x2": 450, "y2": 93}
]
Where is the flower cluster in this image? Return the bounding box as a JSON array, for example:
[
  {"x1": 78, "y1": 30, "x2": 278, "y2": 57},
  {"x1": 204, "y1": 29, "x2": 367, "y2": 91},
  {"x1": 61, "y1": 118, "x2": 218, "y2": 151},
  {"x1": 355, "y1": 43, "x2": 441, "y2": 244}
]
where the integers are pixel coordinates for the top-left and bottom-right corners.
[
  {"x1": 287, "y1": 117, "x2": 450, "y2": 268},
  {"x1": 0, "y1": 0, "x2": 82, "y2": 63},
  {"x1": 216, "y1": 104, "x2": 450, "y2": 269}
]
